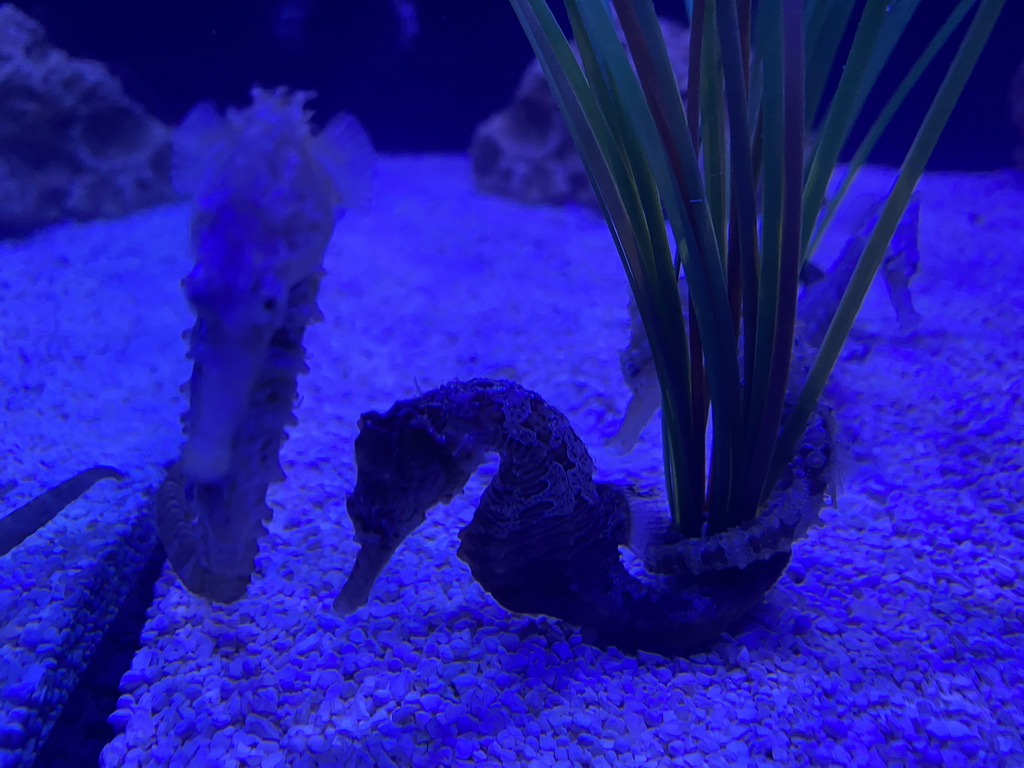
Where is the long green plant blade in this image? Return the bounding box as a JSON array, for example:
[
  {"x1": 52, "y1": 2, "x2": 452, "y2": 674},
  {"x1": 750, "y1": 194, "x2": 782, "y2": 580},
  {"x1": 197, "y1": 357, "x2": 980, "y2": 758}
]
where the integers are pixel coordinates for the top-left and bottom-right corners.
[
  {"x1": 716, "y1": 0, "x2": 760, "y2": 415},
  {"x1": 700, "y1": 0, "x2": 729, "y2": 263},
  {"x1": 803, "y1": 0, "x2": 856, "y2": 129},
  {"x1": 742, "y1": 0, "x2": 804, "y2": 517},
  {"x1": 687, "y1": 0, "x2": 705, "y2": 154},
  {"x1": 808, "y1": 0, "x2": 978, "y2": 259},
  {"x1": 506, "y1": 2, "x2": 626, "y2": 255},
  {"x1": 506, "y1": 0, "x2": 670, "y2": 408},
  {"x1": 801, "y1": 0, "x2": 888, "y2": 253},
  {"x1": 685, "y1": 0, "x2": 709, "y2": 492},
  {"x1": 852, "y1": 0, "x2": 920, "y2": 111},
  {"x1": 738, "y1": 0, "x2": 783, "y2": 524},
  {"x1": 717, "y1": 0, "x2": 779, "y2": 527},
  {"x1": 612, "y1": 0, "x2": 740, "y2": 379},
  {"x1": 565, "y1": 0, "x2": 707, "y2": 530},
  {"x1": 612, "y1": 0, "x2": 746, "y2": 529},
  {"x1": 802, "y1": 1, "x2": 923, "y2": 258},
  {"x1": 772, "y1": 0, "x2": 1007, "y2": 488}
]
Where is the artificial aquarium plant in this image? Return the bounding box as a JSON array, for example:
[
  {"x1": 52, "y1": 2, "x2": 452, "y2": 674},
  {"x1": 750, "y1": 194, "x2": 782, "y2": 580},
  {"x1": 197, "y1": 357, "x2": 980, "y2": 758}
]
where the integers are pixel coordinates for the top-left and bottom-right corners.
[
  {"x1": 154, "y1": 88, "x2": 374, "y2": 602},
  {"x1": 0, "y1": 467, "x2": 123, "y2": 557},
  {"x1": 337, "y1": 0, "x2": 1002, "y2": 654},
  {"x1": 509, "y1": 0, "x2": 1003, "y2": 536}
]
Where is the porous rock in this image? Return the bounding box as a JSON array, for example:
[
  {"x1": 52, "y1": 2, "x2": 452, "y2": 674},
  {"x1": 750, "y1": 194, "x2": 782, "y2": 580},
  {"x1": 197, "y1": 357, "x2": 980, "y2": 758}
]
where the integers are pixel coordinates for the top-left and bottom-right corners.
[
  {"x1": 0, "y1": 4, "x2": 174, "y2": 237},
  {"x1": 469, "y1": 16, "x2": 690, "y2": 207}
]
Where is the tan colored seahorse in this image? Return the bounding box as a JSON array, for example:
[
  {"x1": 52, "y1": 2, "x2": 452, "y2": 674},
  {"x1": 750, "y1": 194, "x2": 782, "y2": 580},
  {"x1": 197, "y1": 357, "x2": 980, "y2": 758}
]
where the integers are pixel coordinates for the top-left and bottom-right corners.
[{"x1": 154, "y1": 88, "x2": 373, "y2": 602}]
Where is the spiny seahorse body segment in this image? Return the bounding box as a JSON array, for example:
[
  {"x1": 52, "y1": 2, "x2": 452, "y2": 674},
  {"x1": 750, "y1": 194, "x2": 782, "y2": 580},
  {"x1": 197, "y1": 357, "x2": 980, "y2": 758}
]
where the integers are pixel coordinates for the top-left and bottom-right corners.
[
  {"x1": 157, "y1": 276, "x2": 316, "y2": 600},
  {"x1": 155, "y1": 87, "x2": 373, "y2": 602},
  {"x1": 174, "y1": 88, "x2": 371, "y2": 486},
  {"x1": 339, "y1": 378, "x2": 835, "y2": 654}
]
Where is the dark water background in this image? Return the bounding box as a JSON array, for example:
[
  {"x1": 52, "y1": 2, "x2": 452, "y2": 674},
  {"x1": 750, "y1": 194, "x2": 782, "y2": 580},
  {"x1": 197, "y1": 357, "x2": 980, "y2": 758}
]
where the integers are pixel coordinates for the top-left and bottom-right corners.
[{"x1": 10, "y1": 0, "x2": 1024, "y2": 168}]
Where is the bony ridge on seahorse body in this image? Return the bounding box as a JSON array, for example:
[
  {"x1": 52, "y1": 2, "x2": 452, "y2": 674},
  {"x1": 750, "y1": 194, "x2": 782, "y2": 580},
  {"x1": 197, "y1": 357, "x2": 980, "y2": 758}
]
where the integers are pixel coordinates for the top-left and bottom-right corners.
[{"x1": 154, "y1": 87, "x2": 374, "y2": 603}]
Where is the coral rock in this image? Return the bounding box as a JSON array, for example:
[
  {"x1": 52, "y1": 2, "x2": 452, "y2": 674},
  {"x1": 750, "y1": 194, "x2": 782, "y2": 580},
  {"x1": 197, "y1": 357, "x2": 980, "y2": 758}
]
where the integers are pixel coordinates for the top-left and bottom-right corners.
[{"x1": 0, "y1": 4, "x2": 175, "y2": 236}]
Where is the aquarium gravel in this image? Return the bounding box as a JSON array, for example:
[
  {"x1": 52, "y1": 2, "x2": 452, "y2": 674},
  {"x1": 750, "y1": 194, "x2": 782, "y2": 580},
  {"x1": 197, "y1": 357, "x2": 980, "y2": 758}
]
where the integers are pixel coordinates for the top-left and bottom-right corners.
[
  {"x1": 2, "y1": 156, "x2": 1022, "y2": 767},
  {"x1": 0, "y1": 219, "x2": 170, "y2": 768}
]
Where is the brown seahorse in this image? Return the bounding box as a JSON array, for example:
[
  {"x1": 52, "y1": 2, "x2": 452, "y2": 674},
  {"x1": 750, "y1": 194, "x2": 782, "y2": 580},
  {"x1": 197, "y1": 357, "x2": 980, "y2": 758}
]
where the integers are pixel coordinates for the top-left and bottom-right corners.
[
  {"x1": 154, "y1": 88, "x2": 374, "y2": 602},
  {"x1": 336, "y1": 378, "x2": 835, "y2": 654}
]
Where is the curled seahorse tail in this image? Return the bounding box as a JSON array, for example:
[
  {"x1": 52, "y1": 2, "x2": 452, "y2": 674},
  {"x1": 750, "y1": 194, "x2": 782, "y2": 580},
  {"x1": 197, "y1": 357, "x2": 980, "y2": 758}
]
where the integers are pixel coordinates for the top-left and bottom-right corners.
[
  {"x1": 154, "y1": 463, "x2": 254, "y2": 603},
  {"x1": 630, "y1": 404, "x2": 834, "y2": 584},
  {"x1": 462, "y1": 472, "x2": 789, "y2": 655},
  {"x1": 577, "y1": 551, "x2": 792, "y2": 654}
]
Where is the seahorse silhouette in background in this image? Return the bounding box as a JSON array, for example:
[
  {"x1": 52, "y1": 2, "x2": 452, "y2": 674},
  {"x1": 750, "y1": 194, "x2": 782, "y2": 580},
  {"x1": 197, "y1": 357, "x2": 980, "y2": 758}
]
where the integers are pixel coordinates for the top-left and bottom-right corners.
[
  {"x1": 155, "y1": 88, "x2": 374, "y2": 602},
  {"x1": 610, "y1": 196, "x2": 922, "y2": 453}
]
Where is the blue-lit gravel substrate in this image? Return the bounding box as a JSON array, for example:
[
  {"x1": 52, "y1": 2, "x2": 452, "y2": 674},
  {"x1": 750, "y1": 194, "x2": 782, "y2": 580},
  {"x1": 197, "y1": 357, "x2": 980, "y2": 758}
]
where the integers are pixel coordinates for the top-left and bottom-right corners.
[{"x1": 2, "y1": 157, "x2": 1021, "y2": 768}]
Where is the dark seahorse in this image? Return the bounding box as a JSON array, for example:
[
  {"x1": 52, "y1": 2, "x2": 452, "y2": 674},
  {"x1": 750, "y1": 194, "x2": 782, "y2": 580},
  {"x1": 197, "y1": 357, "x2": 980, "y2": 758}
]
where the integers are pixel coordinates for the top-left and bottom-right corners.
[
  {"x1": 335, "y1": 378, "x2": 836, "y2": 654},
  {"x1": 0, "y1": 467, "x2": 124, "y2": 557}
]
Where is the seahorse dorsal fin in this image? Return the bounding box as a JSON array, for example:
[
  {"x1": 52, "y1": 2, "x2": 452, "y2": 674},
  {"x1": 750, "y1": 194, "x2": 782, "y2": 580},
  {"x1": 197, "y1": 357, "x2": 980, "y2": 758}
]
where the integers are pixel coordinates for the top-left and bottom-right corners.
[
  {"x1": 313, "y1": 113, "x2": 376, "y2": 212},
  {"x1": 171, "y1": 102, "x2": 232, "y2": 195}
]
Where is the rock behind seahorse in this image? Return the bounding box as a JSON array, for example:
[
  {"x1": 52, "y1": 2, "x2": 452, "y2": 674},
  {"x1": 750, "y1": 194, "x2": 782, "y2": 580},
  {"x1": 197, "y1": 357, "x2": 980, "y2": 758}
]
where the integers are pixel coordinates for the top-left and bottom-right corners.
[{"x1": 155, "y1": 87, "x2": 374, "y2": 602}]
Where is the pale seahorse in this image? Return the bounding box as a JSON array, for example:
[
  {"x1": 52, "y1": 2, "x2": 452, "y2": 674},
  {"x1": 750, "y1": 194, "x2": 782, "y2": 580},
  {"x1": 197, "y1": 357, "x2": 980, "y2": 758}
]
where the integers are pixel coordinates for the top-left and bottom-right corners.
[
  {"x1": 155, "y1": 88, "x2": 373, "y2": 602},
  {"x1": 336, "y1": 378, "x2": 835, "y2": 654}
]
